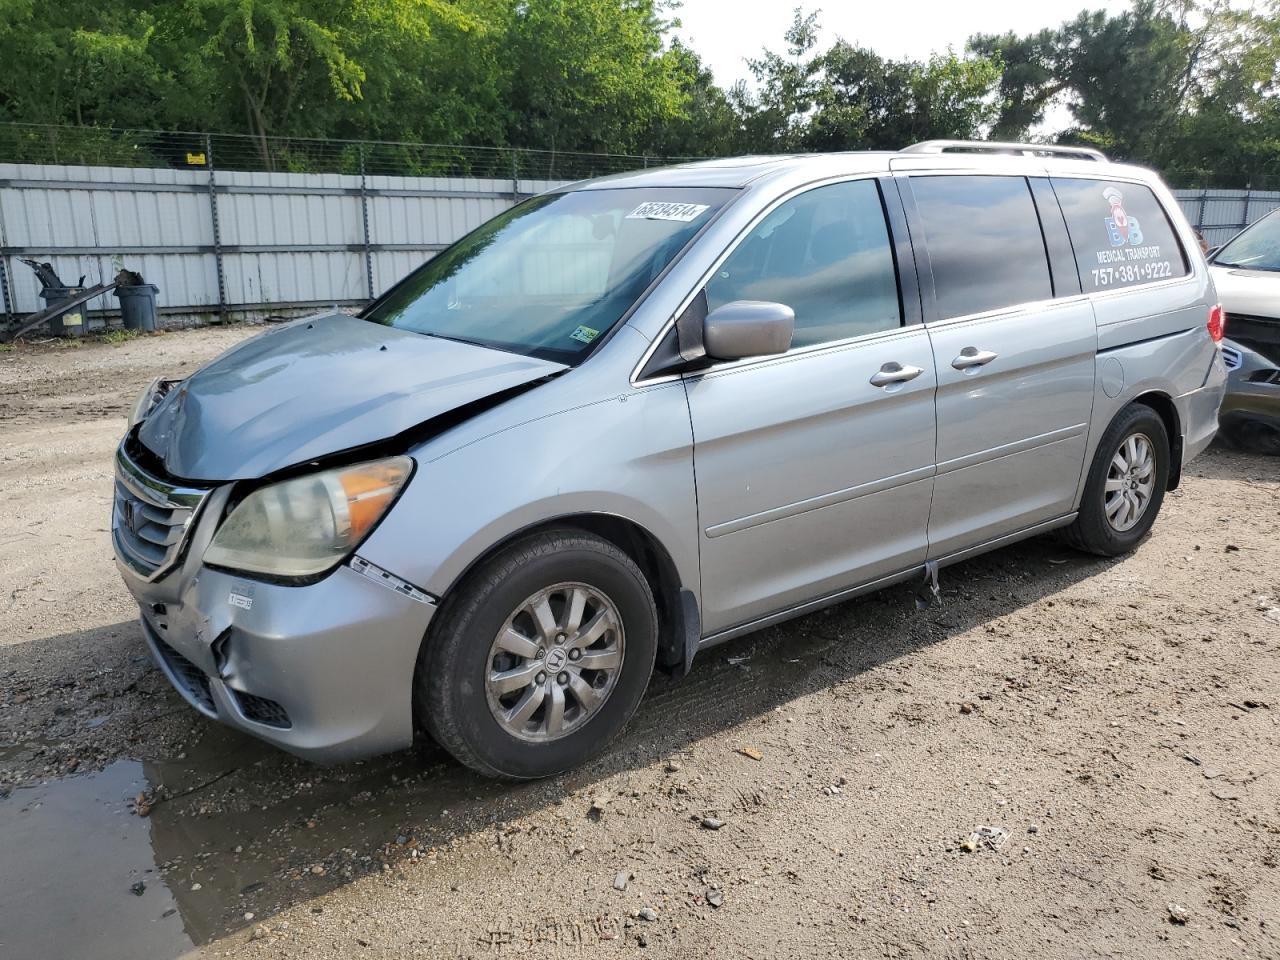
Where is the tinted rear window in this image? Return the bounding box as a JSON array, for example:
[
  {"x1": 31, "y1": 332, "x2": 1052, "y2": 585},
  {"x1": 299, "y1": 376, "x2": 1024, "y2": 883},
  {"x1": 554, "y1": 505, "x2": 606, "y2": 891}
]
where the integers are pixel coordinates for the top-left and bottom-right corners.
[
  {"x1": 1051, "y1": 178, "x2": 1189, "y2": 292},
  {"x1": 910, "y1": 176, "x2": 1053, "y2": 320}
]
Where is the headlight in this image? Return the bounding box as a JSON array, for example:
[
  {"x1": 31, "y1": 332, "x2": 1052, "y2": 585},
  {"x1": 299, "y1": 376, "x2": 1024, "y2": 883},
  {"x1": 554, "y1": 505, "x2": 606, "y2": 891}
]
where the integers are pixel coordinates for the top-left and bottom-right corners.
[
  {"x1": 128, "y1": 377, "x2": 182, "y2": 428},
  {"x1": 203, "y1": 456, "x2": 413, "y2": 579}
]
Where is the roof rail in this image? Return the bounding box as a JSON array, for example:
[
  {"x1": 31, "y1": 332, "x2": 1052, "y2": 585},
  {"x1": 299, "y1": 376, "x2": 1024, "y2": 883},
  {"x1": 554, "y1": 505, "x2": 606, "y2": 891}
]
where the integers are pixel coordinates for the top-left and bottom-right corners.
[{"x1": 901, "y1": 140, "x2": 1108, "y2": 162}]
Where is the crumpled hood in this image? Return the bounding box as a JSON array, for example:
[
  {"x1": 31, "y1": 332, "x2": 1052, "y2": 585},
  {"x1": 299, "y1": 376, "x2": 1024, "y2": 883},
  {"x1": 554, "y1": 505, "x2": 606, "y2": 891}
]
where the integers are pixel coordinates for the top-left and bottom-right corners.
[{"x1": 138, "y1": 313, "x2": 566, "y2": 482}]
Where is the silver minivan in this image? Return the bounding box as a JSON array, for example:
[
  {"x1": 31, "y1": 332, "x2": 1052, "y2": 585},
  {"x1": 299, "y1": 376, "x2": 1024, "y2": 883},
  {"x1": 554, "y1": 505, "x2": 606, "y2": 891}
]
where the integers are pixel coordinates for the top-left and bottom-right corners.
[{"x1": 114, "y1": 141, "x2": 1228, "y2": 778}]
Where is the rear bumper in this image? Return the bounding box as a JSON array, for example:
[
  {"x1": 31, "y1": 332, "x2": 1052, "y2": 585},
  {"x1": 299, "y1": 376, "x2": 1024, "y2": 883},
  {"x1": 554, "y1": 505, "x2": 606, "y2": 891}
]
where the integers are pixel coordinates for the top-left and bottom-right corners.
[
  {"x1": 120, "y1": 559, "x2": 435, "y2": 763},
  {"x1": 1177, "y1": 353, "x2": 1229, "y2": 466}
]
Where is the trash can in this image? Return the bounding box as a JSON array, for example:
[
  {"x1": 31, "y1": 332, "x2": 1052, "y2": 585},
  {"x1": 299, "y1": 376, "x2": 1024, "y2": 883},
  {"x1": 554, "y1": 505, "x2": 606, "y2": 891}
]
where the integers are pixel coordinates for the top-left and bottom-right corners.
[
  {"x1": 115, "y1": 283, "x2": 159, "y2": 332},
  {"x1": 39, "y1": 284, "x2": 87, "y2": 338}
]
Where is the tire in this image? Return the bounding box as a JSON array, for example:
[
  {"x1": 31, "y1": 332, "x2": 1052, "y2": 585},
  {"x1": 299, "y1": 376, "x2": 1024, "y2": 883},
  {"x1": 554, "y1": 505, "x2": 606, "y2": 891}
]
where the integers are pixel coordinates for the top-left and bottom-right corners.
[
  {"x1": 415, "y1": 528, "x2": 658, "y2": 780},
  {"x1": 1062, "y1": 403, "x2": 1170, "y2": 557}
]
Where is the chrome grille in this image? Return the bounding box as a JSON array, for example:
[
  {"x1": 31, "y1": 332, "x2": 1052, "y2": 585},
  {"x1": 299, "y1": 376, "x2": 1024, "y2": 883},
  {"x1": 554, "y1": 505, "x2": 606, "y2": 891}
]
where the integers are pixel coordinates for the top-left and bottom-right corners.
[
  {"x1": 1222, "y1": 346, "x2": 1242, "y2": 371},
  {"x1": 113, "y1": 444, "x2": 209, "y2": 580}
]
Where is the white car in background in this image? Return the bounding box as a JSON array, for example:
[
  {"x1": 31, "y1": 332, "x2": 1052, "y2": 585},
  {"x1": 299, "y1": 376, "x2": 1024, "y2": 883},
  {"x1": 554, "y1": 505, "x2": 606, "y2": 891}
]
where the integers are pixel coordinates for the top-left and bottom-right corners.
[{"x1": 1207, "y1": 209, "x2": 1280, "y2": 454}]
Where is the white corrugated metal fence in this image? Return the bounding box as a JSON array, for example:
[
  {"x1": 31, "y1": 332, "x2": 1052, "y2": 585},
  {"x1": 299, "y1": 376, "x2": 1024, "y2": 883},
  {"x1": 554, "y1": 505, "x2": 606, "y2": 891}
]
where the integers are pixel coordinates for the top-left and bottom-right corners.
[
  {"x1": 1171, "y1": 188, "x2": 1280, "y2": 247},
  {"x1": 1, "y1": 165, "x2": 1274, "y2": 331},
  {"x1": 0, "y1": 163, "x2": 567, "y2": 328}
]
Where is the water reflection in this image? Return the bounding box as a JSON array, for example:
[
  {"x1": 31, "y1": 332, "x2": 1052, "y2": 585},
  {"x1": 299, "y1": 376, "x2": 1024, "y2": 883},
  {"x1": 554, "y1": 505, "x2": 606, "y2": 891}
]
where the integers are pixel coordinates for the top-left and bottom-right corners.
[
  {"x1": 0, "y1": 722, "x2": 507, "y2": 958},
  {"x1": 0, "y1": 761, "x2": 193, "y2": 960}
]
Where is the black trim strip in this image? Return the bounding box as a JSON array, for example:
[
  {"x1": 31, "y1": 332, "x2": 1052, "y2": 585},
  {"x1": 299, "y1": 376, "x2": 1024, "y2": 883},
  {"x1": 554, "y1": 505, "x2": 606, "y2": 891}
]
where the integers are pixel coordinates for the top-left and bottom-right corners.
[
  {"x1": 1096, "y1": 326, "x2": 1195, "y2": 354},
  {"x1": 879, "y1": 176, "x2": 922, "y2": 326}
]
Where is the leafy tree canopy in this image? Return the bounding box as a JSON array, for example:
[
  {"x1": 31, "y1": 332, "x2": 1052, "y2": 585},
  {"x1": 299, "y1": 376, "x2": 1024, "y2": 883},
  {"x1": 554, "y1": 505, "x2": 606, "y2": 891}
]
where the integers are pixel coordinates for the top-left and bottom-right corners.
[{"x1": 2, "y1": 0, "x2": 1279, "y2": 186}]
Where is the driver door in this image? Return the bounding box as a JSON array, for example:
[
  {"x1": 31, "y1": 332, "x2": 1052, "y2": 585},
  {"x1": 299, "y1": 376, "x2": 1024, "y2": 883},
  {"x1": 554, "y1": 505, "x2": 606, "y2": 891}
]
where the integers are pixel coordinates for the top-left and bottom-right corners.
[{"x1": 684, "y1": 178, "x2": 938, "y2": 635}]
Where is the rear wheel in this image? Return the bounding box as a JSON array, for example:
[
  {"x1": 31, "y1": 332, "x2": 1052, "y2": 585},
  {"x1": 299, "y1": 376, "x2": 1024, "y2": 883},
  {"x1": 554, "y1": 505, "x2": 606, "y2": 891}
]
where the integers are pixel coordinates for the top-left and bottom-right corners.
[
  {"x1": 1062, "y1": 404, "x2": 1170, "y2": 556},
  {"x1": 416, "y1": 529, "x2": 657, "y2": 779}
]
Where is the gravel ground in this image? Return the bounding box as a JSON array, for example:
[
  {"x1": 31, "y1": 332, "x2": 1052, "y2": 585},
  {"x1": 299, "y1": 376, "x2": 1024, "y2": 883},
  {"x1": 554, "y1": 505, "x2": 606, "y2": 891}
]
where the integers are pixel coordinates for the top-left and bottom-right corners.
[{"x1": 1, "y1": 326, "x2": 1278, "y2": 960}]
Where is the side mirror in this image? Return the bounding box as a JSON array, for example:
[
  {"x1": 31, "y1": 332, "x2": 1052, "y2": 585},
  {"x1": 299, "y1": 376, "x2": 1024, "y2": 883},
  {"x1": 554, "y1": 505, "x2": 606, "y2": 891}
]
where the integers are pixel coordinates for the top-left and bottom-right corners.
[{"x1": 703, "y1": 300, "x2": 794, "y2": 361}]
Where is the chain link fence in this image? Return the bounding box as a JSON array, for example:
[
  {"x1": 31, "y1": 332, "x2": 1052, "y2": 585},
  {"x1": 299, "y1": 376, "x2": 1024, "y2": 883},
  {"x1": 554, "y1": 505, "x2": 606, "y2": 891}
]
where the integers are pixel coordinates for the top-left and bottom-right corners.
[{"x1": 0, "y1": 122, "x2": 701, "y2": 182}]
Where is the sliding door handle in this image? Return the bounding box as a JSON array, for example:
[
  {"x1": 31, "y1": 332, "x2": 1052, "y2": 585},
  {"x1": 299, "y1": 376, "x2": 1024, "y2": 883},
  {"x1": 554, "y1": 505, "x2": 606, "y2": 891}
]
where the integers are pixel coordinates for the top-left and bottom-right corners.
[
  {"x1": 869, "y1": 362, "x2": 924, "y2": 387},
  {"x1": 951, "y1": 347, "x2": 998, "y2": 370}
]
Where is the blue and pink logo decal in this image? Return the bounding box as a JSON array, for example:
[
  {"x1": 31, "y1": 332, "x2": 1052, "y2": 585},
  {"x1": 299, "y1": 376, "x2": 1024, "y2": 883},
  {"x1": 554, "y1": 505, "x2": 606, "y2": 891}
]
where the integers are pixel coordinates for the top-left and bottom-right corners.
[{"x1": 1104, "y1": 187, "x2": 1144, "y2": 247}]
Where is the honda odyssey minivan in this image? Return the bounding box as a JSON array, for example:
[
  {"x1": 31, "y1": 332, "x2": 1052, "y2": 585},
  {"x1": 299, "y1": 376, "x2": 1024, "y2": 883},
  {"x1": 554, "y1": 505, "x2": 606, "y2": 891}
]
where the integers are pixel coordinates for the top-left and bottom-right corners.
[{"x1": 115, "y1": 141, "x2": 1228, "y2": 778}]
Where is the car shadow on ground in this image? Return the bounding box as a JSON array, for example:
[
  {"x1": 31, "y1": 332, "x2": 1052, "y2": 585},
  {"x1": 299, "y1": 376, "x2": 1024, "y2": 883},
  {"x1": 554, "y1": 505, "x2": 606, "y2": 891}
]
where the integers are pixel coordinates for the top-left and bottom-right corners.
[{"x1": 0, "y1": 532, "x2": 1118, "y2": 955}]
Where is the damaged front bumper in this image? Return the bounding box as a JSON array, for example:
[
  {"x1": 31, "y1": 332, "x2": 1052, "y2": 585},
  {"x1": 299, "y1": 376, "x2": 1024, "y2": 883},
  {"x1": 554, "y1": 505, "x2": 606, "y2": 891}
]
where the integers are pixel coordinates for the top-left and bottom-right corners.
[{"x1": 112, "y1": 443, "x2": 436, "y2": 763}]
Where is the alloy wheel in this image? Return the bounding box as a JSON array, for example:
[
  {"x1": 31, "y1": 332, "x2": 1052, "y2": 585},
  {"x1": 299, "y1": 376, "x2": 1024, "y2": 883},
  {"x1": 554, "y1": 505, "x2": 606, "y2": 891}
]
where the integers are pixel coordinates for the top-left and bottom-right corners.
[
  {"x1": 483, "y1": 582, "x2": 625, "y2": 742},
  {"x1": 1104, "y1": 432, "x2": 1156, "y2": 532}
]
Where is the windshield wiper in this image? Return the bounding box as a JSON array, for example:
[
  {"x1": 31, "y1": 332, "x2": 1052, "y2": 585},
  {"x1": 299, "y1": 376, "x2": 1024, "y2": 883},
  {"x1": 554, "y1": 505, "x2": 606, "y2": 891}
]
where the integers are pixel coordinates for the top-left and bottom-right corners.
[{"x1": 1213, "y1": 259, "x2": 1280, "y2": 272}]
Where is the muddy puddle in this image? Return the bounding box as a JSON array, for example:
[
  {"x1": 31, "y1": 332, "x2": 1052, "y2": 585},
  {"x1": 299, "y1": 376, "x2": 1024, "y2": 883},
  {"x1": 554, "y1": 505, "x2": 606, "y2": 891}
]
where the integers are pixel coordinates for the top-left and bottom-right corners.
[
  {"x1": 0, "y1": 721, "x2": 523, "y2": 958},
  {"x1": 0, "y1": 759, "x2": 194, "y2": 960}
]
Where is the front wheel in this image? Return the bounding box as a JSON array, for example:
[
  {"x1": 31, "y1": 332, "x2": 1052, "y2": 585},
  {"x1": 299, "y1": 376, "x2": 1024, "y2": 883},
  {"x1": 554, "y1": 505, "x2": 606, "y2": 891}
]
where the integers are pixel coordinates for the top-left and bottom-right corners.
[
  {"x1": 1062, "y1": 403, "x2": 1171, "y2": 556},
  {"x1": 415, "y1": 529, "x2": 658, "y2": 779}
]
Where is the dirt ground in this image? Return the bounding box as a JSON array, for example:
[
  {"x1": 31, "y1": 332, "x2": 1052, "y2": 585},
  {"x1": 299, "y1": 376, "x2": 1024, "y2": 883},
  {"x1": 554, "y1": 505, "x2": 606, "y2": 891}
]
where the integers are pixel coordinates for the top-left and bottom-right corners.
[{"x1": 1, "y1": 326, "x2": 1278, "y2": 960}]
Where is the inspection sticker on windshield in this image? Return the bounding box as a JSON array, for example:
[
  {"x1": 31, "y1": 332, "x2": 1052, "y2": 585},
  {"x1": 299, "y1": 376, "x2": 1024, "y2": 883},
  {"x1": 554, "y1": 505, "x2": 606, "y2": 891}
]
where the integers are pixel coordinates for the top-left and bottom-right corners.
[
  {"x1": 570, "y1": 325, "x2": 600, "y2": 344},
  {"x1": 626, "y1": 201, "x2": 709, "y2": 223}
]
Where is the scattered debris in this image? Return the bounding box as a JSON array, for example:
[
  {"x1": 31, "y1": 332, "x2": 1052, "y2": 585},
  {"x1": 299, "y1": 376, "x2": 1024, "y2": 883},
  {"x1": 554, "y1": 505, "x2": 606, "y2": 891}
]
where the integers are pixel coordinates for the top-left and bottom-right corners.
[
  {"x1": 700, "y1": 817, "x2": 725, "y2": 831},
  {"x1": 1167, "y1": 902, "x2": 1190, "y2": 925},
  {"x1": 959, "y1": 702, "x2": 975, "y2": 715},
  {"x1": 250, "y1": 925, "x2": 270, "y2": 941},
  {"x1": 960, "y1": 825, "x2": 1010, "y2": 853},
  {"x1": 664, "y1": 760, "x2": 681, "y2": 774},
  {"x1": 129, "y1": 881, "x2": 145, "y2": 897},
  {"x1": 1254, "y1": 595, "x2": 1280, "y2": 623},
  {"x1": 737, "y1": 746, "x2": 764, "y2": 761},
  {"x1": 725, "y1": 655, "x2": 751, "y2": 666},
  {"x1": 613, "y1": 872, "x2": 630, "y2": 891},
  {"x1": 706, "y1": 888, "x2": 724, "y2": 908},
  {"x1": 915, "y1": 560, "x2": 941, "y2": 610},
  {"x1": 588, "y1": 799, "x2": 607, "y2": 821},
  {"x1": 637, "y1": 907, "x2": 658, "y2": 921}
]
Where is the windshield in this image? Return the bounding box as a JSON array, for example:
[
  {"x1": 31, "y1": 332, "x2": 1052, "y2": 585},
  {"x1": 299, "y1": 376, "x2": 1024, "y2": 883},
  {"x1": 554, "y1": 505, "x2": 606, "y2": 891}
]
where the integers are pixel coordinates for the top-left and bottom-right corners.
[
  {"x1": 1213, "y1": 210, "x2": 1280, "y2": 272},
  {"x1": 363, "y1": 186, "x2": 736, "y2": 363}
]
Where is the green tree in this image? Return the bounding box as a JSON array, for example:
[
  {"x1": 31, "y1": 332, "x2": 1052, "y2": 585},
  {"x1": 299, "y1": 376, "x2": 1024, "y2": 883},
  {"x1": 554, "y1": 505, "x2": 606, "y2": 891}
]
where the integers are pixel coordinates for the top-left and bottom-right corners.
[
  {"x1": 737, "y1": 9, "x2": 1003, "y2": 153},
  {"x1": 162, "y1": 0, "x2": 474, "y2": 163},
  {"x1": 500, "y1": 0, "x2": 691, "y2": 163},
  {"x1": 808, "y1": 44, "x2": 1003, "y2": 150},
  {"x1": 642, "y1": 39, "x2": 742, "y2": 157},
  {"x1": 0, "y1": 0, "x2": 172, "y2": 129}
]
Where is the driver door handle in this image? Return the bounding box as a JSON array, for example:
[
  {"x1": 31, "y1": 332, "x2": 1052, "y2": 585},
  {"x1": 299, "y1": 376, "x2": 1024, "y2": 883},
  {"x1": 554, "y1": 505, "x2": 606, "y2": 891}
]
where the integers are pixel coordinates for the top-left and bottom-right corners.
[
  {"x1": 951, "y1": 347, "x2": 999, "y2": 370},
  {"x1": 869, "y1": 362, "x2": 924, "y2": 387}
]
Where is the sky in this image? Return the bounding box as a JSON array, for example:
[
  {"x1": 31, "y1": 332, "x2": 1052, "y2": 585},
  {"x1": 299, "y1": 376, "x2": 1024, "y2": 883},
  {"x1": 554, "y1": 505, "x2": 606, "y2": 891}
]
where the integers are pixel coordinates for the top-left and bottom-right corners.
[{"x1": 672, "y1": 0, "x2": 1131, "y2": 87}]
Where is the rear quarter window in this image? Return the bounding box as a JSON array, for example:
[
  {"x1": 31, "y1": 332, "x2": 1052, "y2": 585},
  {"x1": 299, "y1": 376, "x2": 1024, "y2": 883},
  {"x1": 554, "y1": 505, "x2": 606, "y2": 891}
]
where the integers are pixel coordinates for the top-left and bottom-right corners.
[{"x1": 1051, "y1": 178, "x2": 1189, "y2": 292}]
